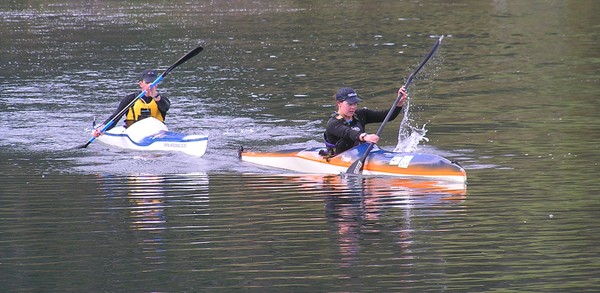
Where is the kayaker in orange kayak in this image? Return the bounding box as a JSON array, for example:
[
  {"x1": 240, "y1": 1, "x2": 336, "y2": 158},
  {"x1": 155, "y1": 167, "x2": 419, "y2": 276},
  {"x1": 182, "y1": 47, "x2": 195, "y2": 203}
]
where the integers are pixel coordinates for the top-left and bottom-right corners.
[{"x1": 324, "y1": 86, "x2": 408, "y2": 156}]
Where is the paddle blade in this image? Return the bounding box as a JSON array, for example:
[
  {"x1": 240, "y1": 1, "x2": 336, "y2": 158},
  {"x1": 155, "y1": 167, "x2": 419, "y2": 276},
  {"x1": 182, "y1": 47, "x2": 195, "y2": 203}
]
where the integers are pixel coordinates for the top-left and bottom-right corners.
[
  {"x1": 345, "y1": 143, "x2": 374, "y2": 175},
  {"x1": 346, "y1": 159, "x2": 364, "y2": 175},
  {"x1": 77, "y1": 142, "x2": 90, "y2": 149},
  {"x1": 73, "y1": 139, "x2": 93, "y2": 149},
  {"x1": 163, "y1": 46, "x2": 203, "y2": 77}
]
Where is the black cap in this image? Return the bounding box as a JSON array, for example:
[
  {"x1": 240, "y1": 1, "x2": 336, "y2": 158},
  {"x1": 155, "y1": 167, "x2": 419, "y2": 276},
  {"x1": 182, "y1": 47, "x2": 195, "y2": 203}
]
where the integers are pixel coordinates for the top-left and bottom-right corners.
[
  {"x1": 335, "y1": 87, "x2": 363, "y2": 104},
  {"x1": 141, "y1": 69, "x2": 158, "y2": 83}
]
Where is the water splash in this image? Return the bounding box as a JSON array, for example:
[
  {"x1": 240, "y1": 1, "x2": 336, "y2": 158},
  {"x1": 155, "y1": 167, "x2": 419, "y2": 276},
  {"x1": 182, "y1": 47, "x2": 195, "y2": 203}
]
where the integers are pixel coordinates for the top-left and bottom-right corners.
[
  {"x1": 394, "y1": 97, "x2": 428, "y2": 153},
  {"x1": 394, "y1": 120, "x2": 429, "y2": 152}
]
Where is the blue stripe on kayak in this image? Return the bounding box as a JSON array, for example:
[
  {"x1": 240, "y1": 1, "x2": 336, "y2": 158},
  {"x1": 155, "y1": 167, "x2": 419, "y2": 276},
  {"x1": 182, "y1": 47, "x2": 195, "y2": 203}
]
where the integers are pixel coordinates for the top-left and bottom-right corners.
[{"x1": 103, "y1": 131, "x2": 208, "y2": 147}]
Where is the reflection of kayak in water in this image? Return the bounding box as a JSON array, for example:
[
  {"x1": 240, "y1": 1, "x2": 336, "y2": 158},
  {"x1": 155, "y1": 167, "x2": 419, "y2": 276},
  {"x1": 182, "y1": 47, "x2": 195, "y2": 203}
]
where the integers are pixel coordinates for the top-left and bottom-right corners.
[
  {"x1": 98, "y1": 117, "x2": 208, "y2": 157},
  {"x1": 239, "y1": 143, "x2": 467, "y2": 183},
  {"x1": 285, "y1": 173, "x2": 467, "y2": 200}
]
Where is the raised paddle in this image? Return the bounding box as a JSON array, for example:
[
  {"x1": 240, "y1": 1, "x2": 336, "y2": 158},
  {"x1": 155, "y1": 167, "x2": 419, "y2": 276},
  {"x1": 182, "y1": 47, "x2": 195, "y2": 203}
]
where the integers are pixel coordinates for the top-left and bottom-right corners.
[
  {"x1": 346, "y1": 36, "x2": 443, "y2": 175},
  {"x1": 76, "y1": 46, "x2": 204, "y2": 149}
]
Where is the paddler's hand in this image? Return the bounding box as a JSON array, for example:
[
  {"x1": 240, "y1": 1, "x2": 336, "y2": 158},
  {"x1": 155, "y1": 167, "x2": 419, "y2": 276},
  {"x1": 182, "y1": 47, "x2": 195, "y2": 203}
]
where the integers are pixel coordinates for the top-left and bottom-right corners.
[
  {"x1": 141, "y1": 82, "x2": 159, "y2": 100},
  {"x1": 396, "y1": 86, "x2": 408, "y2": 107},
  {"x1": 91, "y1": 127, "x2": 103, "y2": 138},
  {"x1": 360, "y1": 133, "x2": 379, "y2": 144}
]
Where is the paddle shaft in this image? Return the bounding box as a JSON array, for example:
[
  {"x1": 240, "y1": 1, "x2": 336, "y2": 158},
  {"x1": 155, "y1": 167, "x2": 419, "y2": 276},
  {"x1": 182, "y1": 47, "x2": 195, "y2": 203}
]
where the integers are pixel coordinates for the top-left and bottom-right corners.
[
  {"x1": 346, "y1": 36, "x2": 443, "y2": 175},
  {"x1": 77, "y1": 46, "x2": 203, "y2": 149}
]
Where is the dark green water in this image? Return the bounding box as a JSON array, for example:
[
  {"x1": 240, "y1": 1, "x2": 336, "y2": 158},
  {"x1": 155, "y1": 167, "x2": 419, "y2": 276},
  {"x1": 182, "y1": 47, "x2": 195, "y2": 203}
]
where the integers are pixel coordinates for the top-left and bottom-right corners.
[{"x1": 2, "y1": 0, "x2": 600, "y2": 291}]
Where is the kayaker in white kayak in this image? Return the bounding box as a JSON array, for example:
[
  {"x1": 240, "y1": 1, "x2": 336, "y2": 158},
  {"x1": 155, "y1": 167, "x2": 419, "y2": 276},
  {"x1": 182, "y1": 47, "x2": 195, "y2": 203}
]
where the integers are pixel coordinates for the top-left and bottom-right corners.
[
  {"x1": 323, "y1": 86, "x2": 408, "y2": 156},
  {"x1": 92, "y1": 69, "x2": 171, "y2": 137}
]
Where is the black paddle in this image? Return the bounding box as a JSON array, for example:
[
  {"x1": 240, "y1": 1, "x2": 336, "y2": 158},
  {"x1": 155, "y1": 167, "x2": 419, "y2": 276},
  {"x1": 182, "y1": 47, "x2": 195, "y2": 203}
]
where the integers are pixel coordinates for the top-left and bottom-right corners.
[
  {"x1": 76, "y1": 46, "x2": 204, "y2": 149},
  {"x1": 346, "y1": 36, "x2": 443, "y2": 175}
]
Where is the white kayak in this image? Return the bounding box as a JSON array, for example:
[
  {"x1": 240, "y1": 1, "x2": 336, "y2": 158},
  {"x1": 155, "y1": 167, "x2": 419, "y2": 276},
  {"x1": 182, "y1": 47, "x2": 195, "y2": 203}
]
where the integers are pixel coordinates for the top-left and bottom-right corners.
[{"x1": 97, "y1": 117, "x2": 208, "y2": 157}]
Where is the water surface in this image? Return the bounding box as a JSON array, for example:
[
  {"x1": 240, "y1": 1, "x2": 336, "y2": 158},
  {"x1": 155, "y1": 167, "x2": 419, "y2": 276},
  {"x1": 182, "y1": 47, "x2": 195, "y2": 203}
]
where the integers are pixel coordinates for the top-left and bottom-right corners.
[{"x1": 2, "y1": 0, "x2": 600, "y2": 291}]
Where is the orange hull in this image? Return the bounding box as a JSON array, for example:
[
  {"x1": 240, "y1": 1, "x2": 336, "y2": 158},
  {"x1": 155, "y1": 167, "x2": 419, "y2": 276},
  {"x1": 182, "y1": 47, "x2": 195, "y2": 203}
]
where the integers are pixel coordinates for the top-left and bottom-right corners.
[{"x1": 240, "y1": 144, "x2": 467, "y2": 183}]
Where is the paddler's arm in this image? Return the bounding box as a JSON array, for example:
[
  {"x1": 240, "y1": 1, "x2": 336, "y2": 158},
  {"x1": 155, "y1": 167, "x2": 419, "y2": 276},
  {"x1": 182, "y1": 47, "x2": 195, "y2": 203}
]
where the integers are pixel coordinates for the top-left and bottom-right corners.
[
  {"x1": 364, "y1": 86, "x2": 408, "y2": 123},
  {"x1": 144, "y1": 82, "x2": 170, "y2": 118},
  {"x1": 91, "y1": 94, "x2": 136, "y2": 137},
  {"x1": 153, "y1": 94, "x2": 170, "y2": 117},
  {"x1": 327, "y1": 117, "x2": 378, "y2": 145},
  {"x1": 357, "y1": 87, "x2": 408, "y2": 143},
  {"x1": 388, "y1": 86, "x2": 408, "y2": 120}
]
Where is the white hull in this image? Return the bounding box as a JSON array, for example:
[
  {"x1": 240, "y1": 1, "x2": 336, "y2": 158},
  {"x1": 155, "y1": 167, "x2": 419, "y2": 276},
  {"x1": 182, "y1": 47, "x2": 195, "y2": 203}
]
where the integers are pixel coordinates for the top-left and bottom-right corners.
[{"x1": 98, "y1": 117, "x2": 208, "y2": 157}]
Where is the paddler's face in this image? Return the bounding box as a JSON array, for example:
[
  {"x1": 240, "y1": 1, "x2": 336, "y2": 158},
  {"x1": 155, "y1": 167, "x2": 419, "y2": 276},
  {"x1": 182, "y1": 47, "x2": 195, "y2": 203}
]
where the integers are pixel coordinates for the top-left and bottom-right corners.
[{"x1": 338, "y1": 100, "x2": 358, "y2": 118}]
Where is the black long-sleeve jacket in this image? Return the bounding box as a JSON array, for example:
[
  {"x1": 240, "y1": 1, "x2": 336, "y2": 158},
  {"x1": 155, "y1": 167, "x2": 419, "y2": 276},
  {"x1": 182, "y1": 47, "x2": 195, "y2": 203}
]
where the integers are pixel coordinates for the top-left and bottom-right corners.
[{"x1": 325, "y1": 106, "x2": 402, "y2": 155}]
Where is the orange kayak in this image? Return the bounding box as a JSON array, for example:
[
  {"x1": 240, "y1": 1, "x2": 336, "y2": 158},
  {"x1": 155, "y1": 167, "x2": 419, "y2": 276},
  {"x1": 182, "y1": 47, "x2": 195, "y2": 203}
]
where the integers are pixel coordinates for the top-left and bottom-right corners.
[{"x1": 240, "y1": 143, "x2": 466, "y2": 183}]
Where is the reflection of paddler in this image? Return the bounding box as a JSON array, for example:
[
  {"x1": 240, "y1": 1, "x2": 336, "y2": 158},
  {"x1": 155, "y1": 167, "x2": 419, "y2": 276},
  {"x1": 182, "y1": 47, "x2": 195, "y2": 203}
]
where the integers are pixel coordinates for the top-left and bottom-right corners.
[
  {"x1": 321, "y1": 174, "x2": 466, "y2": 268},
  {"x1": 325, "y1": 195, "x2": 362, "y2": 267},
  {"x1": 127, "y1": 176, "x2": 166, "y2": 231},
  {"x1": 125, "y1": 175, "x2": 168, "y2": 266}
]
